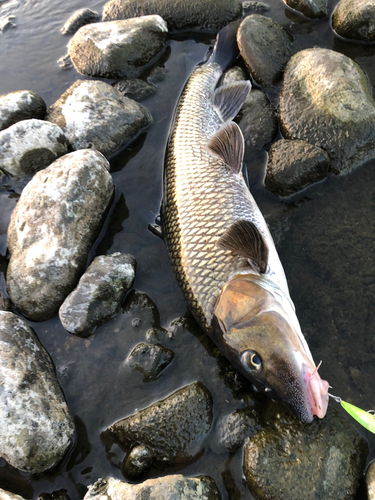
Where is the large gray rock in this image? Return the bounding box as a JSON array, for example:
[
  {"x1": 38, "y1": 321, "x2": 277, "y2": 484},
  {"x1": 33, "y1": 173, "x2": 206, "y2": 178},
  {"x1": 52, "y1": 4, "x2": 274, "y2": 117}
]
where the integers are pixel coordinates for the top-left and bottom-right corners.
[
  {"x1": 0, "y1": 90, "x2": 46, "y2": 131},
  {"x1": 0, "y1": 311, "x2": 75, "y2": 473},
  {"x1": 237, "y1": 14, "x2": 292, "y2": 86},
  {"x1": 47, "y1": 80, "x2": 152, "y2": 159},
  {"x1": 265, "y1": 139, "x2": 330, "y2": 196},
  {"x1": 102, "y1": 0, "x2": 242, "y2": 32},
  {"x1": 61, "y1": 8, "x2": 100, "y2": 35},
  {"x1": 279, "y1": 48, "x2": 375, "y2": 174},
  {"x1": 84, "y1": 475, "x2": 221, "y2": 500},
  {"x1": 243, "y1": 402, "x2": 368, "y2": 500},
  {"x1": 68, "y1": 16, "x2": 168, "y2": 79},
  {"x1": 105, "y1": 382, "x2": 212, "y2": 477},
  {"x1": 6, "y1": 149, "x2": 114, "y2": 321},
  {"x1": 0, "y1": 119, "x2": 68, "y2": 177},
  {"x1": 282, "y1": 0, "x2": 327, "y2": 19},
  {"x1": 332, "y1": 0, "x2": 375, "y2": 43},
  {"x1": 59, "y1": 252, "x2": 136, "y2": 337}
]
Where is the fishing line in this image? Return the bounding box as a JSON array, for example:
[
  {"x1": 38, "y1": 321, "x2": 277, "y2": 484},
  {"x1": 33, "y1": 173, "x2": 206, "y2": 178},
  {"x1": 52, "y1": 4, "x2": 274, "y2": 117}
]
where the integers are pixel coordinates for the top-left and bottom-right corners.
[{"x1": 328, "y1": 390, "x2": 375, "y2": 434}]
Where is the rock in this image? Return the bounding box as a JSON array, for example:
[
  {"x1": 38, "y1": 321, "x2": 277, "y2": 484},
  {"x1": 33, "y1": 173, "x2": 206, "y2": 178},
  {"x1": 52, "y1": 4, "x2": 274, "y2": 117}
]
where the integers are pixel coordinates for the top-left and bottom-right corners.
[
  {"x1": 105, "y1": 382, "x2": 212, "y2": 476},
  {"x1": 0, "y1": 292, "x2": 11, "y2": 311},
  {"x1": 38, "y1": 491, "x2": 71, "y2": 500},
  {"x1": 279, "y1": 48, "x2": 375, "y2": 174},
  {"x1": 282, "y1": 0, "x2": 327, "y2": 19},
  {"x1": 47, "y1": 80, "x2": 152, "y2": 159},
  {"x1": 127, "y1": 342, "x2": 174, "y2": 380},
  {"x1": 212, "y1": 408, "x2": 261, "y2": 453},
  {"x1": 0, "y1": 15, "x2": 16, "y2": 31},
  {"x1": 0, "y1": 119, "x2": 68, "y2": 177},
  {"x1": 0, "y1": 311, "x2": 75, "y2": 473},
  {"x1": 220, "y1": 66, "x2": 249, "y2": 87},
  {"x1": 0, "y1": 490, "x2": 26, "y2": 500},
  {"x1": 59, "y1": 253, "x2": 136, "y2": 337},
  {"x1": 0, "y1": 90, "x2": 46, "y2": 132},
  {"x1": 237, "y1": 14, "x2": 292, "y2": 86},
  {"x1": 242, "y1": 1, "x2": 270, "y2": 14},
  {"x1": 68, "y1": 16, "x2": 168, "y2": 79},
  {"x1": 122, "y1": 445, "x2": 155, "y2": 480},
  {"x1": 84, "y1": 475, "x2": 221, "y2": 500},
  {"x1": 112, "y1": 79, "x2": 156, "y2": 101},
  {"x1": 265, "y1": 139, "x2": 330, "y2": 197},
  {"x1": 367, "y1": 461, "x2": 375, "y2": 500},
  {"x1": 243, "y1": 403, "x2": 368, "y2": 500},
  {"x1": 6, "y1": 149, "x2": 114, "y2": 321},
  {"x1": 61, "y1": 8, "x2": 100, "y2": 35},
  {"x1": 332, "y1": 0, "x2": 375, "y2": 43},
  {"x1": 102, "y1": 0, "x2": 242, "y2": 32},
  {"x1": 57, "y1": 54, "x2": 73, "y2": 70}
]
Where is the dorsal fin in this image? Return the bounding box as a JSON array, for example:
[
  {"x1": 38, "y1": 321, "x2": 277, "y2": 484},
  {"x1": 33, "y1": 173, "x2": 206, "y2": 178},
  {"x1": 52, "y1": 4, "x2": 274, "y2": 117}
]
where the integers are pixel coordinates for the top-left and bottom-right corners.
[
  {"x1": 213, "y1": 81, "x2": 251, "y2": 122},
  {"x1": 207, "y1": 122, "x2": 244, "y2": 175},
  {"x1": 217, "y1": 220, "x2": 269, "y2": 273}
]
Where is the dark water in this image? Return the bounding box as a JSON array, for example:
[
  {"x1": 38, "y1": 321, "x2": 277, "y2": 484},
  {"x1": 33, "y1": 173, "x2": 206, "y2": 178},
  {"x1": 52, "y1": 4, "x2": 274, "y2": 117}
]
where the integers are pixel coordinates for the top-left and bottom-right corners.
[{"x1": 0, "y1": 0, "x2": 375, "y2": 498}]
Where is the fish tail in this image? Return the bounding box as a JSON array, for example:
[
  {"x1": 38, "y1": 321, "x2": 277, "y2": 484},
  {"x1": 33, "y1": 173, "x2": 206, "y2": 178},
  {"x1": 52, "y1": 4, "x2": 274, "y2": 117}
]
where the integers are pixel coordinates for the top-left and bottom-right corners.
[{"x1": 208, "y1": 20, "x2": 241, "y2": 71}]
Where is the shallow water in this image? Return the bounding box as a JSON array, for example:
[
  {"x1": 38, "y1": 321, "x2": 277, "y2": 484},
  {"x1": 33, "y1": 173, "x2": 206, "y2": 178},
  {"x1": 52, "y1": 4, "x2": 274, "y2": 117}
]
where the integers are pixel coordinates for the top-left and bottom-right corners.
[{"x1": 0, "y1": 0, "x2": 375, "y2": 498}]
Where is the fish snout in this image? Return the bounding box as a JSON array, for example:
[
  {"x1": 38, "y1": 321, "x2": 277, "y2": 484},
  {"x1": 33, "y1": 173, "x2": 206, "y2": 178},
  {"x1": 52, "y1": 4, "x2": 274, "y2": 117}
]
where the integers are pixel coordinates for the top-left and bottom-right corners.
[{"x1": 303, "y1": 360, "x2": 329, "y2": 419}]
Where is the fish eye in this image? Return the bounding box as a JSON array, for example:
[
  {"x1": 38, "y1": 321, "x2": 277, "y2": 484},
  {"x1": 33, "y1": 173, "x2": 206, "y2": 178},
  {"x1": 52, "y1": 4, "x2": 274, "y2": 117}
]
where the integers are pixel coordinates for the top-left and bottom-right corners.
[{"x1": 241, "y1": 349, "x2": 262, "y2": 373}]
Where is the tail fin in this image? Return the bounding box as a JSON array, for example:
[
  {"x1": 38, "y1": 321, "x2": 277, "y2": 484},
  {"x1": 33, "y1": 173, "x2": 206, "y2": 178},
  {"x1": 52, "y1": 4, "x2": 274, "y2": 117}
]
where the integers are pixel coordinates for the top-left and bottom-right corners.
[{"x1": 208, "y1": 20, "x2": 241, "y2": 71}]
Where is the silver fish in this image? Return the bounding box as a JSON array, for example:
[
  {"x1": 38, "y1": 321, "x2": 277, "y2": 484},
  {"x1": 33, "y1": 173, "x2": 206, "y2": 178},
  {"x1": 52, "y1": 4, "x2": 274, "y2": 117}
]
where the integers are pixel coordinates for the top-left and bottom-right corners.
[{"x1": 162, "y1": 22, "x2": 329, "y2": 423}]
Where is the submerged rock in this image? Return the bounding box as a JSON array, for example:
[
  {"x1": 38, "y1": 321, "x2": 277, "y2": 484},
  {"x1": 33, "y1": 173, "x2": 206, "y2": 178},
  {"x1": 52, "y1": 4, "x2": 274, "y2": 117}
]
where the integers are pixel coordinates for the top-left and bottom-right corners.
[
  {"x1": 127, "y1": 342, "x2": 174, "y2": 380},
  {"x1": 282, "y1": 0, "x2": 327, "y2": 19},
  {"x1": 47, "y1": 80, "x2": 152, "y2": 159},
  {"x1": 367, "y1": 461, "x2": 375, "y2": 500},
  {"x1": 279, "y1": 48, "x2": 375, "y2": 174},
  {"x1": 237, "y1": 14, "x2": 292, "y2": 86},
  {"x1": 265, "y1": 139, "x2": 330, "y2": 196},
  {"x1": 102, "y1": 0, "x2": 242, "y2": 32},
  {"x1": 38, "y1": 491, "x2": 71, "y2": 500},
  {"x1": 68, "y1": 16, "x2": 168, "y2": 79},
  {"x1": 57, "y1": 54, "x2": 73, "y2": 70},
  {"x1": 243, "y1": 403, "x2": 368, "y2": 500},
  {"x1": 105, "y1": 382, "x2": 212, "y2": 477},
  {"x1": 59, "y1": 253, "x2": 136, "y2": 337},
  {"x1": 212, "y1": 408, "x2": 261, "y2": 453},
  {"x1": 0, "y1": 15, "x2": 16, "y2": 32},
  {"x1": 84, "y1": 475, "x2": 221, "y2": 500},
  {"x1": 332, "y1": 0, "x2": 375, "y2": 43},
  {"x1": 0, "y1": 311, "x2": 75, "y2": 473},
  {"x1": 242, "y1": 2, "x2": 270, "y2": 15},
  {"x1": 61, "y1": 8, "x2": 100, "y2": 35},
  {"x1": 0, "y1": 119, "x2": 67, "y2": 177},
  {"x1": 112, "y1": 79, "x2": 156, "y2": 101},
  {"x1": 7, "y1": 149, "x2": 114, "y2": 321},
  {"x1": 0, "y1": 90, "x2": 46, "y2": 131}
]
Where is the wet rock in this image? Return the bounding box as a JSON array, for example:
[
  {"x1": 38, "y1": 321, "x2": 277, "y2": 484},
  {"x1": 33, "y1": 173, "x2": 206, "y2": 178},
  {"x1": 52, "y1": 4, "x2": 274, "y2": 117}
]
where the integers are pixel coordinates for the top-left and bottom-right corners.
[
  {"x1": 0, "y1": 311, "x2": 75, "y2": 473},
  {"x1": 0, "y1": 119, "x2": 68, "y2": 177},
  {"x1": 0, "y1": 15, "x2": 16, "y2": 31},
  {"x1": 47, "y1": 80, "x2": 152, "y2": 159},
  {"x1": 237, "y1": 14, "x2": 292, "y2": 86},
  {"x1": 57, "y1": 54, "x2": 73, "y2": 70},
  {"x1": 332, "y1": 0, "x2": 375, "y2": 43},
  {"x1": 59, "y1": 253, "x2": 136, "y2": 337},
  {"x1": 102, "y1": 0, "x2": 242, "y2": 32},
  {"x1": 243, "y1": 403, "x2": 368, "y2": 500},
  {"x1": 147, "y1": 66, "x2": 166, "y2": 84},
  {"x1": 38, "y1": 491, "x2": 71, "y2": 500},
  {"x1": 279, "y1": 48, "x2": 375, "y2": 174},
  {"x1": 122, "y1": 445, "x2": 154, "y2": 480},
  {"x1": 367, "y1": 460, "x2": 375, "y2": 499},
  {"x1": 0, "y1": 90, "x2": 46, "y2": 131},
  {"x1": 105, "y1": 382, "x2": 212, "y2": 476},
  {"x1": 127, "y1": 342, "x2": 174, "y2": 380},
  {"x1": 212, "y1": 408, "x2": 261, "y2": 453},
  {"x1": 220, "y1": 66, "x2": 248, "y2": 87},
  {"x1": 112, "y1": 79, "x2": 156, "y2": 101},
  {"x1": 282, "y1": 0, "x2": 327, "y2": 19},
  {"x1": 242, "y1": 2, "x2": 270, "y2": 15},
  {"x1": 0, "y1": 490, "x2": 26, "y2": 500},
  {"x1": 61, "y1": 8, "x2": 100, "y2": 35},
  {"x1": 84, "y1": 475, "x2": 221, "y2": 500},
  {"x1": 0, "y1": 292, "x2": 11, "y2": 311},
  {"x1": 265, "y1": 139, "x2": 330, "y2": 197},
  {"x1": 68, "y1": 16, "x2": 168, "y2": 79},
  {"x1": 6, "y1": 149, "x2": 114, "y2": 321}
]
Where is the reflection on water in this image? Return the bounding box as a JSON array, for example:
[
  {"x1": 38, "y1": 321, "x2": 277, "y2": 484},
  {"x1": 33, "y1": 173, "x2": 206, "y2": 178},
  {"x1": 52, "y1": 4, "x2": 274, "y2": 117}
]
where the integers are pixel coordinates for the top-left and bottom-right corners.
[{"x1": 0, "y1": 0, "x2": 375, "y2": 498}]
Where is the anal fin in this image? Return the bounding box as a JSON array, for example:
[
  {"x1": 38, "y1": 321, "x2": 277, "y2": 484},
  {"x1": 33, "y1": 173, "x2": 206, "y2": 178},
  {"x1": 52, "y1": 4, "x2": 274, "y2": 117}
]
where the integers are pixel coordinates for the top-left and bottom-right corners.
[
  {"x1": 207, "y1": 122, "x2": 244, "y2": 175},
  {"x1": 217, "y1": 220, "x2": 269, "y2": 273},
  {"x1": 214, "y1": 81, "x2": 251, "y2": 122}
]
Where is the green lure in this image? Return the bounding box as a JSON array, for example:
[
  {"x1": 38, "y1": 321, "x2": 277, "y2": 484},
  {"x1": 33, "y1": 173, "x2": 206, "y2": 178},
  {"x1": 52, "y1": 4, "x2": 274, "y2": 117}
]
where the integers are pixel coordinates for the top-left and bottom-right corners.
[{"x1": 329, "y1": 393, "x2": 375, "y2": 434}]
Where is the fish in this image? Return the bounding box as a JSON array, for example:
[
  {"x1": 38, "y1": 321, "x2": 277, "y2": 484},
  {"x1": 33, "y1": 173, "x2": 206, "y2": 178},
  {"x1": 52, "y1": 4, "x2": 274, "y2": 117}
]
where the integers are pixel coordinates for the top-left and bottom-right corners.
[{"x1": 162, "y1": 21, "x2": 329, "y2": 423}]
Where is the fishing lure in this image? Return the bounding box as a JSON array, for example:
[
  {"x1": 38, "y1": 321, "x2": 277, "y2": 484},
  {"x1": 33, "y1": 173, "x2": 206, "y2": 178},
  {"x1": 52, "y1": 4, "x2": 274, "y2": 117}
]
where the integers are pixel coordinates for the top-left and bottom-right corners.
[{"x1": 329, "y1": 393, "x2": 375, "y2": 434}]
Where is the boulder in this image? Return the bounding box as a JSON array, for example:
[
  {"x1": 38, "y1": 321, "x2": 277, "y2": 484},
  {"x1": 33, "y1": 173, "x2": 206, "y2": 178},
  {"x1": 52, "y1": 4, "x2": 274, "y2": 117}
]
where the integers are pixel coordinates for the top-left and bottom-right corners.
[
  {"x1": 68, "y1": 16, "x2": 168, "y2": 79},
  {"x1": 6, "y1": 149, "x2": 114, "y2": 321},
  {"x1": 61, "y1": 8, "x2": 100, "y2": 35},
  {"x1": 127, "y1": 342, "x2": 174, "y2": 380},
  {"x1": 0, "y1": 90, "x2": 46, "y2": 131},
  {"x1": 279, "y1": 48, "x2": 375, "y2": 174},
  {"x1": 282, "y1": 0, "x2": 327, "y2": 19},
  {"x1": 265, "y1": 139, "x2": 330, "y2": 196},
  {"x1": 237, "y1": 14, "x2": 292, "y2": 86},
  {"x1": 47, "y1": 80, "x2": 152, "y2": 159},
  {"x1": 332, "y1": 0, "x2": 375, "y2": 43},
  {"x1": 0, "y1": 119, "x2": 68, "y2": 177},
  {"x1": 112, "y1": 79, "x2": 156, "y2": 101},
  {"x1": 102, "y1": 0, "x2": 242, "y2": 32},
  {"x1": 59, "y1": 253, "x2": 136, "y2": 337},
  {"x1": 0, "y1": 311, "x2": 75, "y2": 473}
]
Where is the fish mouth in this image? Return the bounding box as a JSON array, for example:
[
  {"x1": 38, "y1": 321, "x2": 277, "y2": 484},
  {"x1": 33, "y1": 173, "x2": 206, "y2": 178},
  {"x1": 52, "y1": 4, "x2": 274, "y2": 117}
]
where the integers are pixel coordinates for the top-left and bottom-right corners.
[{"x1": 302, "y1": 355, "x2": 329, "y2": 420}]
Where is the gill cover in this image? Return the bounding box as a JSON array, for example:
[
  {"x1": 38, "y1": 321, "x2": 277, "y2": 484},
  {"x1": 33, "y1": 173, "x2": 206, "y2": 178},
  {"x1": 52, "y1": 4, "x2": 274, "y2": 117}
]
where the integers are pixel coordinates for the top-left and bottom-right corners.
[{"x1": 212, "y1": 274, "x2": 329, "y2": 423}]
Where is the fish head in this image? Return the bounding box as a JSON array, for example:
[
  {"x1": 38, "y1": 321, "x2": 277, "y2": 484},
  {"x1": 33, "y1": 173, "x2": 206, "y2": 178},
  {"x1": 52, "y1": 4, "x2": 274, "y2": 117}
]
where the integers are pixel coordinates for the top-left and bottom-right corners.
[{"x1": 212, "y1": 274, "x2": 329, "y2": 423}]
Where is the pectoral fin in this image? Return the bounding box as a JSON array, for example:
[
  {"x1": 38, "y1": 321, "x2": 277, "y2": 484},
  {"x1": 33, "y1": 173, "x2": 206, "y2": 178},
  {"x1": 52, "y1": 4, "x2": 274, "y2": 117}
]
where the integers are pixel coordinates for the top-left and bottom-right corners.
[
  {"x1": 214, "y1": 81, "x2": 251, "y2": 122},
  {"x1": 207, "y1": 122, "x2": 244, "y2": 175},
  {"x1": 217, "y1": 220, "x2": 269, "y2": 273}
]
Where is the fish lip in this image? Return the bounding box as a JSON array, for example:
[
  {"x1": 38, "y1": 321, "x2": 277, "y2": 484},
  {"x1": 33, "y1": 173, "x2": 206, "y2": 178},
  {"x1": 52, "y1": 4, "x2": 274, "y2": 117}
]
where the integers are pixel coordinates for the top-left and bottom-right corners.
[{"x1": 302, "y1": 358, "x2": 329, "y2": 420}]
